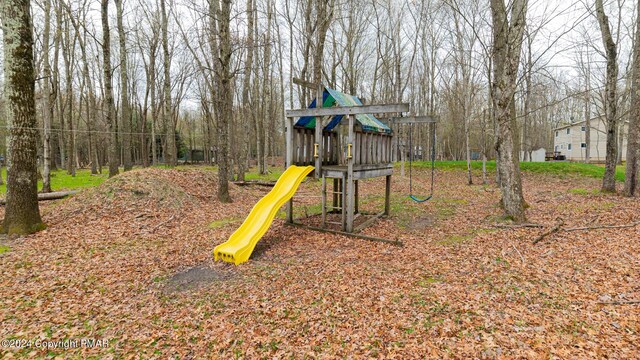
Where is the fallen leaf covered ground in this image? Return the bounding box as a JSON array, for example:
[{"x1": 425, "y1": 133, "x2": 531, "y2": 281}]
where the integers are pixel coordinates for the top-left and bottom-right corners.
[{"x1": 0, "y1": 166, "x2": 638, "y2": 358}]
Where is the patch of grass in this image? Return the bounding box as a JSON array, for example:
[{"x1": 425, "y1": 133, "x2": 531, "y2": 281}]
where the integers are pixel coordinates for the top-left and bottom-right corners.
[
  {"x1": 595, "y1": 201, "x2": 615, "y2": 211},
  {"x1": 378, "y1": 195, "x2": 422, "y2": 228},
  {"x1": 409, "y1": 160, "x2": 626, "y2": 181},
  {"x1": 0, "y1": 168, "x2": 109, "y2": 195},
  {"x1": 0, "y1": 245, "x2": 10, "y2": 255},
  {"x1": 431, "y1": 198, "x2": 466, "y2": 220},
  {"x1": 244, "y1": 168, "x2": 285, "y2": 182},
  {"x1": 568, "y1": 188, "x2": 600, "y2": 195},
  {"x1": 437, "y1": 234, "x2": 473, "y2": 246},
  {"x1": 495, "y1": 256, "x2": 510, "y2": 268},
  {"x1": 14, "y1": 260, "x2": 32, "y2": 269},
  {"x1": 276, "y1": 202, "x2": 323, "y2": 220},
  {"x1": 418, "y1": 275, "x2": 443, "y2": 287},
  {"x1": 208, "y1": 218, "x2": 240, "y2": 229}
]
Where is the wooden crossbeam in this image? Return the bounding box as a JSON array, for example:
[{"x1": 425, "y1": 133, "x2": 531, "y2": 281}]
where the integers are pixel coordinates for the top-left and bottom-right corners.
[
  {"x1": 293, "y1": 77, "x2": 320, "y2": 90},
  {"x1": 354, "y1": 211, "x2": 386, "y2": 232},
  {"x1": 286, "y1": 103, "x2": 410, "y2": 118},
  {"x1": 388, "y1": 115, "x2": 439, "y2": 124}
]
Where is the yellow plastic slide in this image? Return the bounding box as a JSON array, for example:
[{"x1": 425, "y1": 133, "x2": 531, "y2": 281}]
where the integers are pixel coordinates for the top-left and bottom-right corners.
[{"x1": 213, "y1": 165, "x2": 314, "y2": 265}]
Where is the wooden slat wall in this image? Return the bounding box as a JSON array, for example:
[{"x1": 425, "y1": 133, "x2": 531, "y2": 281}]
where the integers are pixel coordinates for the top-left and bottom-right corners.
[
  {"x1": 293, "y1": 127, "x2": 393, "y2": 166},
  {"x1": 292, "y1": 127, "x2": 342, "y2": 166},
  {"x1": 351, "y1": 131, "x2": 393, "y2": 165}
]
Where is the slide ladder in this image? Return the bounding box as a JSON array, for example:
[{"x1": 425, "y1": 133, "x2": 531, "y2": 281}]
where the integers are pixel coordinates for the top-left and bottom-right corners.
[{"x1": 213, "y1": 165, "x2": 314, "y2": 265}]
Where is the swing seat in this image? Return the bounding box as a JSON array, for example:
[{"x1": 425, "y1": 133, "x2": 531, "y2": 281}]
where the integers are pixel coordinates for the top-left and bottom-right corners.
[
  {"x1": 405, "y1": 120, "x2": 437, "y2": 203},
  {"x1": 409, "y1": 194, "x2": 432, "y2": 203}
]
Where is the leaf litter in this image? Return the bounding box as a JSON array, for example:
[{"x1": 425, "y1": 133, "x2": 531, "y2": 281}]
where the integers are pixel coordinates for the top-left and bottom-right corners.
[{"x1": 0, "y1": 167, "x2": 638, "y2": 358}]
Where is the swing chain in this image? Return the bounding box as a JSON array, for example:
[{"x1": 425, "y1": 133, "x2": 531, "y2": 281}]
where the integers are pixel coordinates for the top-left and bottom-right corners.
[{"x1": 408, "y1": 121, "x2": 436, "y2": 203}]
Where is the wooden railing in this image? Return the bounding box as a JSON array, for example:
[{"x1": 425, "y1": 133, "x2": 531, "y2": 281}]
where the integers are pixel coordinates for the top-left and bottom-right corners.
[
  {"x1": 292, "y1": 128, "x2": 339, "y2": 166},
  {"x1": 292, "y1": 127, "x2": 392, "y2": 166},
  {"x1": 354, "y1": 131, "x2": 392, "y2": 165}
]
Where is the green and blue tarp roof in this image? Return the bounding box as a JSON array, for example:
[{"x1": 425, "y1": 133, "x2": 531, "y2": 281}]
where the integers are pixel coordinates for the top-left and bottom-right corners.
[{"x1": 294, "y1": 88, "x2": 392, "y2": 134}]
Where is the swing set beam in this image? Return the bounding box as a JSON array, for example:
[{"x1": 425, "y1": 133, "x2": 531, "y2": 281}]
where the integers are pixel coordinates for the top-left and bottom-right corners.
[{"x1": 387, "y1": 115, "x2": 439, "y2": 124}]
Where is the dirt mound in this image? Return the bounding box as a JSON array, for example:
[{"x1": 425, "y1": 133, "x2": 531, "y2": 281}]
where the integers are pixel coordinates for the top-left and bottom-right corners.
[{"x1": 45, "y1": 168, "x2": 219, "y2": 224}]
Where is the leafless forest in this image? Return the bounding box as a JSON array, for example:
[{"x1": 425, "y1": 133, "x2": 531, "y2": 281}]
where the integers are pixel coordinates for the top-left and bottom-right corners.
[
  {"x1": 1, "y1": 0, "x2": 640, "y2": 221},
  {"x1": 2, "y1": 1, "x2": 640, "y2": 356},
  {"x1": 0, "y1": 0, "x2": 636, "y2": 171}
]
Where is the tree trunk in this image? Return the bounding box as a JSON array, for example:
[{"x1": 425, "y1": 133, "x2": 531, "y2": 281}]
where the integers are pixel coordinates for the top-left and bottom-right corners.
[
  {"x1": 238, "y1": 0, "x2": 254, "y2": 182},
  {"x1": 102, "y1": 0, "x2": 119, "y2": 178},
  {"x1": 624, "y1": 1, "x2": 640, "y2": 196},
  {"x1": 149, "y1": 36, "x2": 158, "y2": 166},
  {"x1": 160, "y1": 0, "x2": 175, "y2": 167},
  {"x1": 490, "y1": 0, "x2": 527, "y2": 222},
  {"x1": 0, "y1": 0, "x2": 44, "y2": 234},
  {"x1": 116, "y1": 0, "x2": 133, "y2": 171},
  {"x1": 59, "y1": 6, "x2": 76, "y2": 177},
  {"x1": 41, "y1": 0, "x2": 53, "y2": 192},
  {"x1": 259, "y1": 3, "x2": 273, "y2": 175},
  {"x1": 584, "y1": 55, "x2": 591, "y2": 164},
  {"x1": 212, "y1": 0, "x2": 233, "y2": 203},
  {"x1": 596, "y1": 0, "x2": 619, "y2": 193}
]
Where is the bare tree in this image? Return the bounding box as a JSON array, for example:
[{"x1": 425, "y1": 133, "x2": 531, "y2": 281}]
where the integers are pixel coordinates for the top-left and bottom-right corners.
[
  {"x1": 236, "y1": 0, "x2": 254, "y2": 181},
  {"x1": 116, "y1": 0, "x2": 133, "y2": 171},
  {"x1": 0, "y1": 0, "x2": 44, "y2": 234},
  {"x1": 59, "y1": 1, "x2": 77, "y2": 177},
  {"x1": 596, "y1": 0, "x2": 619, "y2": 193},
  {"x1": 102, "y1": 0, "x2": 119, "y2": 177},
  {"x1": 211, "y1": 0, "x2": 233, "y2": 202},
  {"x1": 624, "y1": 1, "x2": 640, "y2": 196},
  {"x1": 577, "y1": 46, "x2": 592, "y2": 164},
  {"x1": 490, "y1": 0, "x2": 528, "y2": 222},
  {"x1": 138, "y1": 0, "x2": 161, "y2": 166},
  {"x1": 160, "y1": 0, "x2": 175, "y2": 167},
  {"x1": 41, "y1": 0, "x2": 53, "y2": 192}
]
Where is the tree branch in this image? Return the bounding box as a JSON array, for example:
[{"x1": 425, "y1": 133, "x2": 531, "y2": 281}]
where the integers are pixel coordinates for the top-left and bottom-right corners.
[{"x1": 533, "y1": 219, "x2": 640, "y2": 244}]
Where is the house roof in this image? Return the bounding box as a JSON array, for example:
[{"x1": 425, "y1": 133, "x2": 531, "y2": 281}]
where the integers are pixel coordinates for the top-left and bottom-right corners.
[
  {"x1": 553, "y1": 117, "x2": 627, "y2": 131},
  {"x1": 294, "y1": 87, "x2": 392, "y2": 134},
  {"x1": 553, "y1": 121, "x2": 585, "y2": 131}
]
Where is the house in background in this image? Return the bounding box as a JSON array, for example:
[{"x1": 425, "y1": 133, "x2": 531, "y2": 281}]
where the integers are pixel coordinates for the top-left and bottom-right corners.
[{"x1": 553, "y1": 117, "x2": 628, "y2": 162}]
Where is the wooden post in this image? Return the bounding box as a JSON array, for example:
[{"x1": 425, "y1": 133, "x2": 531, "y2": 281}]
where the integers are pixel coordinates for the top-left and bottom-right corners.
[
  {"x1": 341, "y1": 174, "x2": 347, "y2": 230},
  {"x1": 355, "y1": 180, "x2": 359, "y2": 214},
  {"x1": 321, "y1": 175, "x2": 327, "y2": 227},
  {"x1": 286, "y1": 116, "x2": 294, "y2": 223},
  {"x1": 333, "y1": 178, "x2": 338, "y2": 211},
  {"x1": 384, "y1": 175, "x2": 391, "y2": 215},
  {"x1": 314, "y1": 84, "x2": 324, "y2": 178},
  {"x1": 346, "y1": 114, "x2": 355, "y2": 232},
  {"x1": 339, "y1": 178, "x2": 343, "y2": 209},
  {"x1": 285, "y1": 116, "x2": 293, "y2": 167}
]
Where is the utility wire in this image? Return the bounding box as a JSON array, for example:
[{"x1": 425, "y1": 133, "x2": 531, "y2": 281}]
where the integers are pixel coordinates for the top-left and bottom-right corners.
[{"x1": 0, "y1": 124, "x2": 221, "y2": 138}]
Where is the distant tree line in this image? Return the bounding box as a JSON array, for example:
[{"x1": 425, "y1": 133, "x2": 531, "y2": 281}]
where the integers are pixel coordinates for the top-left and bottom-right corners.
[{"x1": 1, "y1": 0, "x2": 640, "y2": 232}]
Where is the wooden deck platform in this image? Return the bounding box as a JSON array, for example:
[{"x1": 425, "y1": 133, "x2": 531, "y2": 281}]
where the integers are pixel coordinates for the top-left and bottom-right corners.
[{"x1": 321, "y1": 163, "x2": 393, "y2": 180}]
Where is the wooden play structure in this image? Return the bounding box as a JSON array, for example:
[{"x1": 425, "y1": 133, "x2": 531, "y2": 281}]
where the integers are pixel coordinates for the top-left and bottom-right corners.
[
  {"x1": 214, "y1": 83, "x2": 437, "y2": 264},
  {"x1": 284, "y1": 83, "x2": 436, "y2": 235}
]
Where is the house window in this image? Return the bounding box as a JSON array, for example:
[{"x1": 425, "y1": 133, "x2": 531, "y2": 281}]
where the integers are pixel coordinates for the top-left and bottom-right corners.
[
  {"x1": 568, "y1": 144, "x2": 572, "y2": 150},
  {"x1": 566, "y1": 128, "x2": 571, "y2": 134},
  {"x1": 581, "y1": 143, "x2": 587, "y2": 148},
  {"x1": 581, "y1": 126, "x2": 586, "y2": 131},
  {"x1": 555, "y1": 131, "x2": 559, "y2": 137}
]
